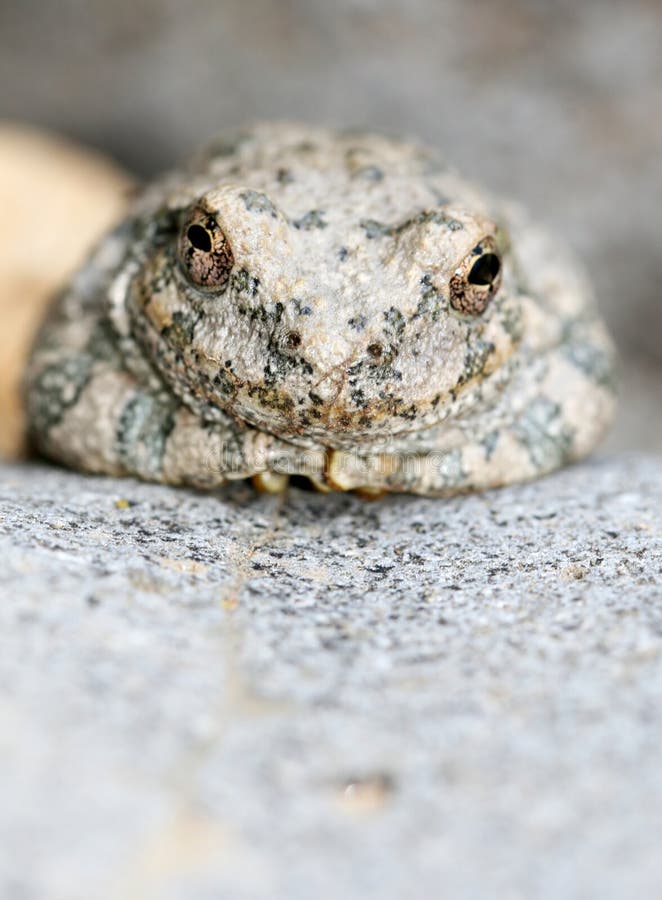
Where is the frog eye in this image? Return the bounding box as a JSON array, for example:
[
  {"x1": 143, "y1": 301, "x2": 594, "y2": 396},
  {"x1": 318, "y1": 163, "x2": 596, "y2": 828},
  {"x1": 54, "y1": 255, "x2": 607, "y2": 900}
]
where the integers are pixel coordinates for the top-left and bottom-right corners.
[
  {"x1": 449, "y1": 238, "x2": 502, "y2": 316},
  {"x1": 177, "y1": 209, "x2": 234, "y2": 291}
]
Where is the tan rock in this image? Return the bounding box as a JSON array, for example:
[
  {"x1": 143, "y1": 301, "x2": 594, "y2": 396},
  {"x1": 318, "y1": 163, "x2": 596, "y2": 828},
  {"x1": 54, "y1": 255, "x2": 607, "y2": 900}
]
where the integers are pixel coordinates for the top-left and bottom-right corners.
[{"x1": 0, "y1": 123, "x2": 133, "y2": 458}]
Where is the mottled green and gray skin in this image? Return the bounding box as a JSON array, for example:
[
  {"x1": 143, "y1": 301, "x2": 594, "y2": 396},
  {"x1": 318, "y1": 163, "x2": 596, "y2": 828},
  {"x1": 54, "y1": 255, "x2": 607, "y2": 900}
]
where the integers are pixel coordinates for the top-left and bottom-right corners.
[{"x1": 24, "y1": 123, "x2": 617, "y2": 496}]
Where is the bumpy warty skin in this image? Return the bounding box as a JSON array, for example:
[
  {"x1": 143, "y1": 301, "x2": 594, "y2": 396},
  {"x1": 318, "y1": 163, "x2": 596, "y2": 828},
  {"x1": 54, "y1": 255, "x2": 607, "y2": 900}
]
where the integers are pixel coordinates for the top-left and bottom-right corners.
[{"x1": 24, "y1": 123, "x2": 617, "y2": 496}]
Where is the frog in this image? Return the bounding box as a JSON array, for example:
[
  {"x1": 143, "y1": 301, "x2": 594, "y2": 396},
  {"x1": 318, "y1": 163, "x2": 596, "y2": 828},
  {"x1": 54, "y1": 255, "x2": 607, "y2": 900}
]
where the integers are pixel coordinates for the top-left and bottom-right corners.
[{"x1": 24, "y1": 122, "x2": 617, "y2": 497}]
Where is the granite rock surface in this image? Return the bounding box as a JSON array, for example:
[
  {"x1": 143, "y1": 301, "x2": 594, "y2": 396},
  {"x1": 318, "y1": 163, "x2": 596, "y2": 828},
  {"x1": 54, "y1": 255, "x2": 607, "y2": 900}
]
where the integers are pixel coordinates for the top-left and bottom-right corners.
[{"x1": 0, "y1": 455, "x2": 661, "y2": 900}]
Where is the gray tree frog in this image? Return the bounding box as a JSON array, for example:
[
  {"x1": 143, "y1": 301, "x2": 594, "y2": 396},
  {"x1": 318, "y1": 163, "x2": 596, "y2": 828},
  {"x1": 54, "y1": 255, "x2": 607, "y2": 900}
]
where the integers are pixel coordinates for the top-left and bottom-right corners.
[{"x1": 24, "y1": 123, "x2": 617, "y2": 496}]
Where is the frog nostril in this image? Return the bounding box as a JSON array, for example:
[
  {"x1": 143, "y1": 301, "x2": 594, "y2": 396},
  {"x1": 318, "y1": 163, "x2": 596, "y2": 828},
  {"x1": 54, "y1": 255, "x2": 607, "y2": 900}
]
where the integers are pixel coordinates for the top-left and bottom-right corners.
[{"x1": 285, "y1": 331, "x2": 302, "y2": 350}]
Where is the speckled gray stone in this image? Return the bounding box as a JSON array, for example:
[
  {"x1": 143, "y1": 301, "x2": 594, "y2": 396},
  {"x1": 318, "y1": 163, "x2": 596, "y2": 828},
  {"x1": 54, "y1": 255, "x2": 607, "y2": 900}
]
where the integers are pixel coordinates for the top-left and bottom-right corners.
[{"x1": 0, "y1": 455, "x2": 661, "y2": 900}]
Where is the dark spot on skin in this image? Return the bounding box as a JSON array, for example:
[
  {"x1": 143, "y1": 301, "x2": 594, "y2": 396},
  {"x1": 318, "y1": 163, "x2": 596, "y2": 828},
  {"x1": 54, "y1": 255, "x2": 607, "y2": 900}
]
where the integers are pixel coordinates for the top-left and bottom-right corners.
[
  {"x1": 361, "y1": 210, "x2": 464, "y2": 241},
  {"x1": 500, "y1": 304, "x2": 524, "y2": 342},
  {"x1": 237, "y1": 299, "x2": 285, "y2": 331},
  {"x1": 162, "y1": 310, "x2": 198, "y2": 351},
  {"x1": 212, "y1": 369, "x2": 235, "y2": 397},
  {"x1": 561, "y1": 324, "x2": 617, "y2": 390},
  {"x1": 143, "y1": 257, "x2": 176, "y2": 297},
  {"x1": 412, "y1": 274, "x2": 447, "y2": 321},
  {"x1": 412, "y1": 210, "x2": 463, "y2": 231},
  {"x1": 360, "y1": 219, "x2": 392, "y2": 239},
  {"x1": 292, "y1": 209, "x2": 328, "y2": 230},
  {"x1": 232, "y1": 269, "x2": 260, "y2": 297},
  {"x1": 262, "y1": 315, "x2": 312, "y2": 387},
  {"x1": 28, "y1": 353, "x2": 95, "y2": 434},
  {"x1": 116, "y1": 393, "x2": 177, "y2": 478},
  {"x1": 515, "y1": 397, "x2": 572, "y2": 470},
  {"x1": 291, "y1": 298, "x2": 313, "y2": 316},
  {"x1": 350, "y1": 388, "x2": 366, "y2": 407},
  {"x1": 361, "y1": 340, "x2": 402, "y2": 387},
  {"x1": 383, "y1": 307, "x2": 406, "y2": 336},
  {"x1": 348, "y1": 315, "x2": 367, "y2": 331},
  {"x1": 481, "y1": 430, "x2": 499, "y2": 460},
  {"x1": 276, "y1": 167, "x2": 294, "y2": 185},
  {"x1": 338, "y1": 247, "x2": 349, "y2": 261},
  {"x1": 377, "y1": 391, "x2": 404, "y2": 415},
  {"x1": 399, "y1": 404, "x2": 418, "y2": 421},
  {"x1": 85, "y1": 321, "x2": 121, "y2": 365},
  {"x1": 248, "y1": 384, "x2": 296, "y2": 413},
  {"x1": 240, "y1": 190, "x2": 278, "y2": 218}
]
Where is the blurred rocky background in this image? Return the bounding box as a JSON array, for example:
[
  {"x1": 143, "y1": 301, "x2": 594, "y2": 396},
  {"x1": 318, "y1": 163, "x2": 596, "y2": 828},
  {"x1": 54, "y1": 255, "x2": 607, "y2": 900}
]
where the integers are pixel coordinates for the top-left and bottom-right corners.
[{"x1": 1, "y1": 0, "x2": 660, "y2": 450}]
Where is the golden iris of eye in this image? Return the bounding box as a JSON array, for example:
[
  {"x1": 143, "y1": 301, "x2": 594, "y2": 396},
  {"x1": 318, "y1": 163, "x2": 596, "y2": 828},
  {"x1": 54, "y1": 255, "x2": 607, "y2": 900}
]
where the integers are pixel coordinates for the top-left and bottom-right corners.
[
  {"x1": 177, "y1": 210, "x2": 234, "y2": 291},
  {"x1": 449, "y1": 239, "x2": 502, "y2": 316}
]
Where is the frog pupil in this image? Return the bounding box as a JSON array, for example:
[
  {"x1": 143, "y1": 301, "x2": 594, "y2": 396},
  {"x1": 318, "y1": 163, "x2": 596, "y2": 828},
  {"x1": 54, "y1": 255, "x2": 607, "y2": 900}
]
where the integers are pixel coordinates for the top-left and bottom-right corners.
[
  {"x1": 187, "y1": 224, "x2": 212, "y2": 252},
  {"x1": 468, "y1": 253, "x2": 500, "y2": 286}
]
